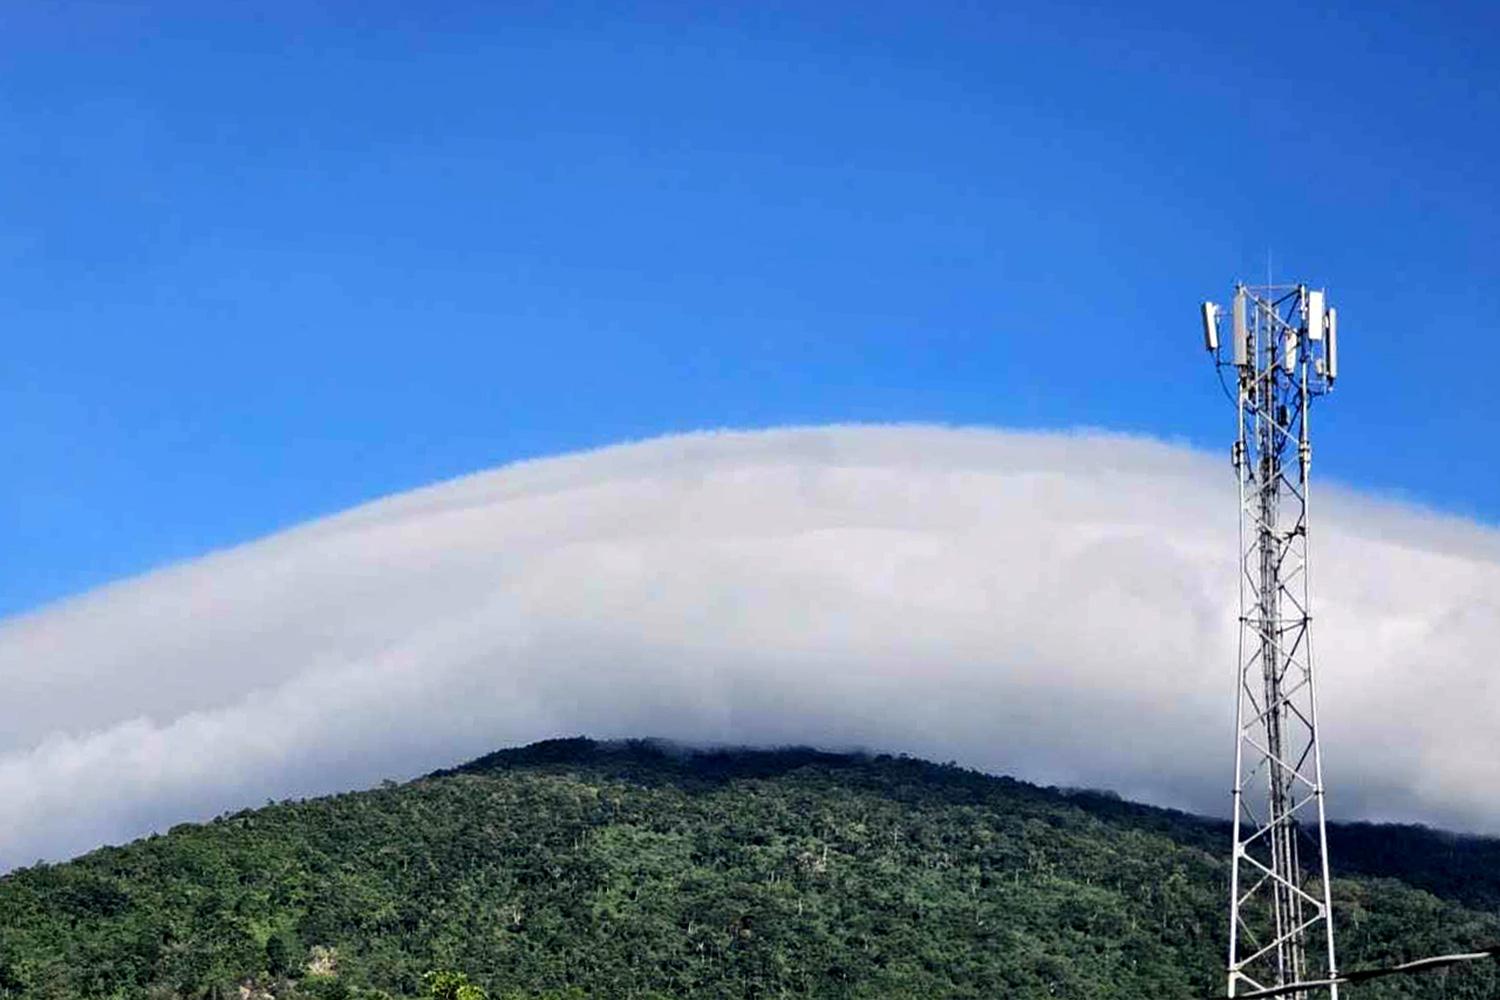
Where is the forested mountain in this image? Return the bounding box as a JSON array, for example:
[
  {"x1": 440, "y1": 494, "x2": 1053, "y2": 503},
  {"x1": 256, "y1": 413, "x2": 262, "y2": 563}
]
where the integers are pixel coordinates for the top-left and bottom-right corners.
[{"x1": 2, "y1": 738, "x2": 1498, "y2": 999}]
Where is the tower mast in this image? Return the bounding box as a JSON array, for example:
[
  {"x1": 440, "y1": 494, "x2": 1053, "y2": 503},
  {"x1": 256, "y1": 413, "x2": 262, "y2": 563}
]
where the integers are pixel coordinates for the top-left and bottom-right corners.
[{"x1": 1202, "y1": 284, "x2": 1341, "y2": 998}]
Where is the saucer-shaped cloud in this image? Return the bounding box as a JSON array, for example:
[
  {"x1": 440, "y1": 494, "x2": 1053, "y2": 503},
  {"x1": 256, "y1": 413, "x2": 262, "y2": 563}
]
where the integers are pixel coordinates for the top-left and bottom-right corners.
[{"x1": 2, "y1": 425, "x2": 1497, "y2": 869}]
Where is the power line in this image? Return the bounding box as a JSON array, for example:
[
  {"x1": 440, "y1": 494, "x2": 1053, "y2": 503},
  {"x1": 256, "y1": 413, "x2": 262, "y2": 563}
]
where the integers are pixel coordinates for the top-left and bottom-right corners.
[{"x1": 1193, "y1": 944, "x2": 1500, "y2": 1000}]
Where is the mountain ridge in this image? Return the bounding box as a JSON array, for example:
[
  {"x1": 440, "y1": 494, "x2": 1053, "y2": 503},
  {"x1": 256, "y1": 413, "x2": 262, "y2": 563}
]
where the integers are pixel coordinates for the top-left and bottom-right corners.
[
  {"x1": 441, "y1": 737, "x2": 1500, "y2": 913},
  {"x1": 2, "y1": 737, "x2": 1497, "y2": 999}
]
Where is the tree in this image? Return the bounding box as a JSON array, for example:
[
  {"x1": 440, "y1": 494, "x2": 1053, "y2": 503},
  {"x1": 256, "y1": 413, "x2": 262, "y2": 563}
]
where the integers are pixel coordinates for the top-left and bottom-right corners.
[
  {"x1": 423, "y1": 970, "x2": 489, "y2": 1000},
  {"x1": 265, "y1": 934, "x2": 291, "y2": 977}
]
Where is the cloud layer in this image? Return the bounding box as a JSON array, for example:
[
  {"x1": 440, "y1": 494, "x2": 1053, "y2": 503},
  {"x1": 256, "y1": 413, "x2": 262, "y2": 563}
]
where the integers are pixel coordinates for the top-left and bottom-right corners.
[{"x1": 3, "y1": 425, "x2": 1498, "y2": 870}]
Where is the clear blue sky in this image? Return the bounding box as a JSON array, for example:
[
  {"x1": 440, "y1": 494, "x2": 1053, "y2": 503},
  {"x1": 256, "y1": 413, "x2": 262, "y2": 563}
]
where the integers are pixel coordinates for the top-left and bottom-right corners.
[{"x1": 2, "y1": 0, "x2": 1496, "y2": 618}]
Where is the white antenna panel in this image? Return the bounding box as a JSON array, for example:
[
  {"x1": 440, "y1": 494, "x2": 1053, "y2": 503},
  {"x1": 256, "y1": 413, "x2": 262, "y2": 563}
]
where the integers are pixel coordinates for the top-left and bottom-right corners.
[
  {"x1": 1307, "y1": 289, "x2": 1325, "y2": 341},
  {"x1": 1283, "y1": 330, "x2": 1297, "y2": 372},
  {"x1": 1201, "y1": 302, "x2": 1220, "y2": 351},
  {"x1": 1326, "y1": 307, "x2": 1338, "y2": 380},
  {"x1": 1232, "y1": 288, "x2": 1248, "y2": 366}
]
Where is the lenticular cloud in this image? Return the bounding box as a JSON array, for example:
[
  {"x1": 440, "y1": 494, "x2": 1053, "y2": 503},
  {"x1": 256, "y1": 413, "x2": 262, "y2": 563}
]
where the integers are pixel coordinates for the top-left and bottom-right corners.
[{"x1": 2, "y1": 425, "x2": 1498, "y2": 870}]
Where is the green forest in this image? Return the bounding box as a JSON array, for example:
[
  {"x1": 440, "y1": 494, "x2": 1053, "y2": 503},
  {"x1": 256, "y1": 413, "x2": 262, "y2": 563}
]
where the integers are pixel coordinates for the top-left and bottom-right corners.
[{"x1": 2, "y1": 738, "x2": 1497, "y2": 999}]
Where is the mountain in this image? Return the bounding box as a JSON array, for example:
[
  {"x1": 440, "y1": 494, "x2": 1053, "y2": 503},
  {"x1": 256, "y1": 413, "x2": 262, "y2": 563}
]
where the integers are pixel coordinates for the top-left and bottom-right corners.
[{"x1": 2, "y1": 738, "x2": 1497, "y2": 999}]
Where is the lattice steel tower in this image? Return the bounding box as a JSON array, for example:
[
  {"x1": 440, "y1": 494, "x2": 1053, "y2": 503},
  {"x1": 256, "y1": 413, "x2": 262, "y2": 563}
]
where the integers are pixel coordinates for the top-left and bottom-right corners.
[{"x1": 1201, "y1": 284, "x2": 1341, "y2": 998}]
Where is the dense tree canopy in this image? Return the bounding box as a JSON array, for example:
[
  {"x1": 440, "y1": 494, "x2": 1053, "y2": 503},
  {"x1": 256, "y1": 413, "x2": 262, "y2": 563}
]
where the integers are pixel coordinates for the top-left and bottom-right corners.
[{"x1": 1, "y1": 739, "x2": 1496, "y2": 998}]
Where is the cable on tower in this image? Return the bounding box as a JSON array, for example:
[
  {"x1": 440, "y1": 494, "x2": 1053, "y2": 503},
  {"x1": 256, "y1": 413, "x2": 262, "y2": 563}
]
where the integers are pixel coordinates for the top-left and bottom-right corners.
[{"x1": 1191, "y1": 943, "x2": 1500, "y2": 1000}]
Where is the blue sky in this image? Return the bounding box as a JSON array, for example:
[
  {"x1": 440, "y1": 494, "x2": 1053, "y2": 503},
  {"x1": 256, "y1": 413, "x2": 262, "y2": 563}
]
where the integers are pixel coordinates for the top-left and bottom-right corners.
[{"x1": 2, "y1": 0, "x2": 1496, "y2": 619}]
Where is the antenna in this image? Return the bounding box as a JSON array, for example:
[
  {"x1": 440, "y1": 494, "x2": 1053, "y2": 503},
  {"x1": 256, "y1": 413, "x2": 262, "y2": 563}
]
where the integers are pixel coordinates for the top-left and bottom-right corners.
[
  {"x1": 1201, "y1": 282, "x2": 1341, "y2": 998},
  {"x1": 1233, "y1": 288, "x2": 1249, "y2": 366},
  {"x1": 1202, "y1": 302, "x2": 1222, "y2": 351}
]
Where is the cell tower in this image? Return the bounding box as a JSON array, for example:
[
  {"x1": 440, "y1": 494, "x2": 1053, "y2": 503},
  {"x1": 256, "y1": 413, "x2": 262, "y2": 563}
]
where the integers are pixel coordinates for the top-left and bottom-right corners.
[{"x1": 1201, "y1": 284, "x2": 1340, "y2": 999}]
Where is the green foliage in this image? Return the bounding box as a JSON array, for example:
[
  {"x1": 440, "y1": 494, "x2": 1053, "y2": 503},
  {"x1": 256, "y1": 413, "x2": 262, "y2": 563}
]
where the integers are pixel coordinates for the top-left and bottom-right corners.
[
  {"x1": 0, "y1": 738, "x2": 1497, "y2": 999},
  {"x1": 266, "y1": 933, "x2": 292, "y2": 977},
  {"x1": 303, "y1": 975, "x2": 354, "y2": 1000},
  {"x1": 423, "y1": 970, "x2": 488, "y2": 999}
]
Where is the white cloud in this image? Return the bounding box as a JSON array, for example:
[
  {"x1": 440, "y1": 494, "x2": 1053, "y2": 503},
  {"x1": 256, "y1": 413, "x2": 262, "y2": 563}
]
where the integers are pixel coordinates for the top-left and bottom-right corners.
[{"x1": 1, "y1": 425, "x2": 1498, "y2": 870}]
